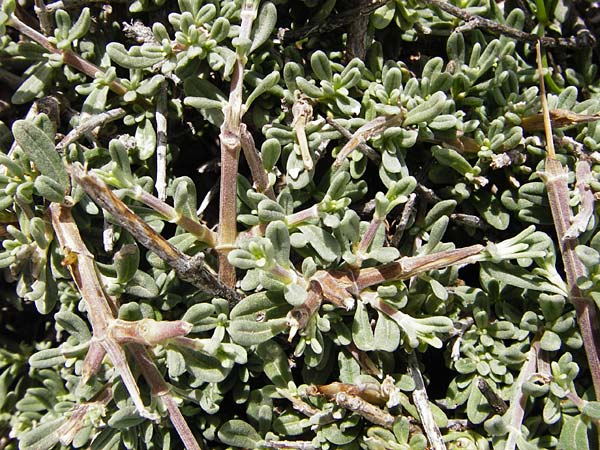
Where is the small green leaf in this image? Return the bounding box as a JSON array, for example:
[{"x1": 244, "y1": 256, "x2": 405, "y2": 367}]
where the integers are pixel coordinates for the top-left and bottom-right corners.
[
  {"x1": 167, "y1": 348, "x2": 186, "y2": 378},
  {"x1": 296, "y1": 77, "x2": 323, "y2": 98},
  {"x1": 135, "y1": 118, "x2": 156, "y2": 160},
  {"x1": 34, "y1": 175, "x2": 67, "y2": 203},
  {"x1": 250, "y1": 1, "x2": 277, "y2": 53},
  {"x1": 179, "y1": 345, "x2": 231, "y2": 383},
  {"x1": 582, "y1": 401, "x2": 600, "y2": 420},
  {"x1": 472, "y1": 190, "x2": 510, "y2": 230},
  {"x1": 266, "y1": 221, "x2": 290, "y2": 267},
  {"x1": 447, "y1": 31, "x2": 465, "y2": 62},
  {"x1": 541, "y1": 329, "x2": 562, "y2": 351},
  {"x1": 423, "y1": 200, "x2": 456, "y2": 230},
  {"x1": 82, "y1": 85, "x2": 109, "y2": 116},
  {"x1": 67, "y1": 7, "x2": 91, "y2": 43},
  {"x1": 55, "y1": 311, "x2": 91, "y2": 343},
  {"x1": 559, "y1": 415, "x2": 590, "y2": 450},
  {"x1": 218, "y1": 420, "x2": 262, "y2": 448},
  {"x1": 13, "y1": 119, "x2": 69, "y2": 192},
  {"x1": 373, "y1": 310, "x2": 400, "y2": 351},
  {"x1": 404, "y1": 92, "x2": 447, "y2": 126},
  {"x1": 114, "y1": 244, "x2": 140, "y2": 284},
  {"x1": 12, "y1": 63, "x2": 54, "y2": 104},
  {"x1": 284, "y1": 283, "x2": 307, "y2": 306},
  {"x1": 256, "y1": 340, "x2": 293, "y2": 388},
  {"x1": 353, "y1": 301, "x2": 374, "y2": 351},
  {"x1": 136, "y1": 74, "x2": 165, "y2": 96},
  {"x1": 182, "y1": 303, "x2": 216, "y2": 333},
  {"x1": 29, "y1": 348, "x2": 66, "y2": 369},
  {"x1": 261, "y1": 138, "x2": 281, "y2": 170},
  {"x1": 18, "y1": 417, "x2": 63, "y2": 450},
  {"x1": 107, "y1": 43, "x2": 163, "y2": 69},
  {"x1": 311, "y1": 50, "x2": 332, "y2": 81},
  {"x1": 229, "y1": 292, "x2": 290, "y2": 345},
  {"x1": 258, "y1": 198, "x2": 286, "y2": 222},
  {"x1": 245, "y1": 72, "x2": 280, "y2": 109},
  {"x1": 108, "y1": 406, "x2": 145, "y2": 429},
  {"x1": 429, "y1": 114, "x2": 457, "y2": 131},
  {"x1": 273, "y1": 411, "x2": 309, "y2": 436},
  {"x1": 433, "y1": 146, "x2": 474, "y2": 177},
  {"x1": 296, "y1": 225, "x2": 340, "y2": 263},
  {"x1": 467, "y1": 381, "x2": 490, "y2": 424},
  {"x1": 372, "y1": 3, "x2": 395, "y2": 29},
  {"x1": 124, "y1": 271, "x2": 159, "y2": 298},
  {"x1": 210, "y1": 16, "x2": 230, "y2": 42}
]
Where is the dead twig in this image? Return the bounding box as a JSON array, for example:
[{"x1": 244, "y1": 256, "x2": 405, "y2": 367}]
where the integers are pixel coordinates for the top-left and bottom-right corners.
[
  {"x1": 33, "y1": 0, "x2": 52, "y2": 35},
  {"x1": 421, "y1": 0, "x2": 595, "y2": 48},
  {"x1": 50, "y1": 204, "x2": 158, "y2": 421},
  {"x1": 333, "y1": 114, "x2": 403, "y2": 168},
  {"x1": 521, "y1": 109, "x2": 600, "y2": 132},
  {"x1": 408, "y1": 353, "x2": 446, "y2": 450},
  {"x1": 56, "y1": 108, "x2": 126, "y2": 152},
  {"x1": 477, "y1": 378, "x2": 508, "y2": 415},
  {"x1": 155, "y1": 82, "x2": 168, "y2": 201},
  {"x1": 326, "y1": 118, "x2": 381, "y2": 165},
  {"x1": 334, "y1": 392, "x2": 395, "y2": 429},
  {"x1": 292, "y1": 97, "x2": 315, "y2": 171},
  {"x1": 503, "y1": 339, "x2": 540, "y2": 450}
]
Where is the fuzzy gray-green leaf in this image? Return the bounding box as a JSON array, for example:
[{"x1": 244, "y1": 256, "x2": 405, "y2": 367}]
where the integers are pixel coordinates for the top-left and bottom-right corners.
[{"x1": 13, "y1": 119, "x2": 69, "y2": 192}]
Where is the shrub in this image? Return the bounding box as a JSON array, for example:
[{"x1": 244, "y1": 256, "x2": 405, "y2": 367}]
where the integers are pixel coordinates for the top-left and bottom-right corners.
[{"x1": 1, "y1": 0, "x2": 600, "y2": 449}]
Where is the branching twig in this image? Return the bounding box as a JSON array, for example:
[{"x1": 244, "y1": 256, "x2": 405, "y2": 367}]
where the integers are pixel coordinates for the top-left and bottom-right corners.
[
  {"x1": 70, "y1": 163, "x2": 240, "y2": 304},
  {"x1": 130, "y1": 343, "x2": 202, "y2": 450},
  {"x1": 421, "y1": 0, "x2": 595, "y2": 48},
  {"x1": 535, "y1": 41, "x2": 600, "y2": 401},
  {"x1": 50, "y1": 203, "x2": 158, "y2": 420},
  {"x1": 7, "y1": 14, "x2": 130, "y2": 97},
  {"x1": 408, "y1": 353, "x2": 446, "y2": 450},
  {"x1": 325, "y1": 117, "x2": 381, "y2": 165},
  {"x1": 50, "y1": 204, "x2": 203, "y2": 449},
  {"x1": 56, "y1": 108, "x2": 126, "y2": 152},
  {"x1": 217, "y1": 0, "x2": 258, "y2": 286}
]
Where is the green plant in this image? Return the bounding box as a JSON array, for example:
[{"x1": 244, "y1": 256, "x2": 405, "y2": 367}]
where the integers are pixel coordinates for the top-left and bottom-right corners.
[{"x1": 1, "y1": 0, "x2": 600, "y2": 449}]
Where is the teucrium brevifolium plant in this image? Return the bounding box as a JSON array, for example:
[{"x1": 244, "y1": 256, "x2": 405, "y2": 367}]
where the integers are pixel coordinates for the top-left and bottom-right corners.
[{"x1": 1, "y1": 0, "x2": 600, "y2": 449}]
